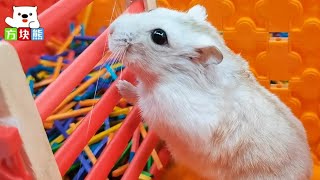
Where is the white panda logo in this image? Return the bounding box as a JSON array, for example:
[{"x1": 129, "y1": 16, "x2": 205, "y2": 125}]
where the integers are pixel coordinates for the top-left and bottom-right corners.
[{"x1": 5, "y1": 6, "x2": 40, "y2": 28}]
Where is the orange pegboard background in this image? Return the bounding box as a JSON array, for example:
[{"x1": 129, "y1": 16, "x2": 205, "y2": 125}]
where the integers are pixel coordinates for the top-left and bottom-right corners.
[{"x1": 77, "y1": 0, "x2": 320, "y2": 178}]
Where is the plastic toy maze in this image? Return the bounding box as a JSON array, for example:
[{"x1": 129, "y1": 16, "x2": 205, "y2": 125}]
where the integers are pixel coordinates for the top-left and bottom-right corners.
[{"x1": 0, "y1": 0, "x2": 319, "y2": 179}]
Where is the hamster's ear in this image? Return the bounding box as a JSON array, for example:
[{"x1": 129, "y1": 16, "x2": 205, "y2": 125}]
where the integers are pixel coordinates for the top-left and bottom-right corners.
[
  {"x1": 196, "y1": 46, "x2": 223, "y2": 65},
  {"x1": 34, "y1": 6, "x2": 38, "y2": 10},
  {"x1": 13, "y1": 6, "x2": 16, "y2": 10},
  {"x1": 187, "y1": 5, "x2": 207, "y2": 21}
]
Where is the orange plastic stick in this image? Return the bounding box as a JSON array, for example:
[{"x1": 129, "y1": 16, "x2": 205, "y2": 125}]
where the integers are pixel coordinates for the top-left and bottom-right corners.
[
  {"x1": 57, "y1": 101, "x2": 77, "y2": 114},
  {"x1": 150, "y1": 147, "x2": 171, "y2": 180},
  {"x1": 34, "y1": 79, "x2": 54, "y2": 89},
  {"x1": 49, "y1": 37, "x2": 63, "y2": 47},
  {"x1": 79, "y1": 99, "x2": 100, "y2": 107},
  {"x1": 107, "y1": 133, "x2": 115, "y2": 146},
  {"x1": 46, "y1": 107, "x2": 93, "y2": 122},
  {"x1": 112, "y1": 163, "x2": 129, "y2": 177}
]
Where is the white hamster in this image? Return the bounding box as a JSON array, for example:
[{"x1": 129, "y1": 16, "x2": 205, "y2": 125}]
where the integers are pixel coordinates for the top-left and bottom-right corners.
[{"x1": 108, "y1": 5, "x2": 313, "y2": 180}]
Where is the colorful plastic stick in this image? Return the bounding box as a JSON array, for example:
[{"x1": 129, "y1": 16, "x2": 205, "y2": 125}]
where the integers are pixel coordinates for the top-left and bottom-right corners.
[
  {"x1": 129, "y1": 127, "x2": 141, "y2": 162},
  {"x1": 85, "y1": 106, "x2": 141, "y2": 180},
  {"x1": 140, "y1": 123, "x2": 163, "y2": 169},
  {"x1": 150, "y1": 148, "x2": 171, "y2": 180},
  {"x1": 121, "y1": 131, "x2": 160, "y2": 180}
]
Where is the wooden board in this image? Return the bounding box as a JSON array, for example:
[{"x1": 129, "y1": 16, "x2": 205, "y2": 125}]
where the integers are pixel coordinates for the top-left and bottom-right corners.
[{"x1": 0, "y1": 41, "x2": 61, "y2": 180}]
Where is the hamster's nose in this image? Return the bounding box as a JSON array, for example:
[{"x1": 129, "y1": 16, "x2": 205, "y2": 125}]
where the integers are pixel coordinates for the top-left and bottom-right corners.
[{"x1": 22, "y1": 14, "x2": 28, "y2": 18}]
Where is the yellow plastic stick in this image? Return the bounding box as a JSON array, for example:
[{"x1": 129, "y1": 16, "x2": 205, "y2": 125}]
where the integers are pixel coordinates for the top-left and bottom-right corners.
[
  {"x1": 56, "y1": 25, "x2": 81, "y2": 54},
  {"x1": 88, "y1": 122, "x2": 122, "y2": 145},
  {"x1": 57, "y1": 101, "x2": 77, "y2": 114},
  {"x1": 54, "y1": 68, "x2": 106, "y2": 112},
  {"x1": 40, "y1": 60, "x2": 67, "y2": 67},
  {"x1": 82, "y1": 2, "x2": 94, "y2": 31},
  {"x1": 139, "y1": 173, "x2": 152, "y2": 180},
  {"x1": 69, "y1": 123, "x2": 97, "y2": 165},
  {"x1": 109, "y1": 108, "x2": 130, "y2": 117},
  {"x1": 37, "y1": 71, "x2": 49, "y2": 79},
  {"x1": 50, "y1": 120, "x2": 82, "y2": 145},
  {"x1": 83, "y1": 145, "x2": 97, "y2": 164}
]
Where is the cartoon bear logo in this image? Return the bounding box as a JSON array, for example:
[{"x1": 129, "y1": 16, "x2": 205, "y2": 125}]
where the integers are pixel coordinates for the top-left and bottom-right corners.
[{"x1": 5, "y1": 6, "x2": 40, "y2": 28}]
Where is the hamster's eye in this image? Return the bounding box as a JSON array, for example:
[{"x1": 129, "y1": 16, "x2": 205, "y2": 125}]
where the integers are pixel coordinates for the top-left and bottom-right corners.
[
  {"x1": 151, "y1": 29, "x2": 168, "y2": 45},
  {"x1": 18, "y1": 13, "x2": 21, "y2": 16},
  {"x1": 29, "y1": 13, "x2": 32, "y2": 16}
]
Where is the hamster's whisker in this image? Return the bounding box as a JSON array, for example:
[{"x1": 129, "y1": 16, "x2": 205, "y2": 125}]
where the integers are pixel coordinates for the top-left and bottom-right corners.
[
  {"x1": 108, "y1": 0, "x2": 117, "y2": 25},
  {"x1": 99, "y1": 50, "x2": 123, "y2": 92},
  {"x1": 86, "y1": 0, "x2": 124, "y2": 148},
  {"x1": 101, "y1": 49, "x2": 119, "y2": 68},
  {"x1": 115, "y1": 0, "x2": 123, "y2": 18},
  {"x1": 86, "y1": 48, "x2": 121, "y2": 139},
  {"x1": 109, "y1": 49, "x2": 122, "y2": 67},
  {"x1": 118, "y1": 49, "x2": 127, "y2": 80}
]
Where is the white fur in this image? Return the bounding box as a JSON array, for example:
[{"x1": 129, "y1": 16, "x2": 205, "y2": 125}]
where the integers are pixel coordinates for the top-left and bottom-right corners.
[
  {"x1": 187, "y1": 5, "x2": 208, "y2": 21},
  {"x1": 5, "y1": 6, "x2": 40, "y2": 28},
  {"x1": 109, "y1": 5, "x2": 313, "y2": 180}
]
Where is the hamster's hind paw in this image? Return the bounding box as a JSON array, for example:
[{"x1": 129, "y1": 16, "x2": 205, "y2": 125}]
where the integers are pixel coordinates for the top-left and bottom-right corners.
[{"x1": 116, "y1": 80, "x2": 138, "y2": 104}]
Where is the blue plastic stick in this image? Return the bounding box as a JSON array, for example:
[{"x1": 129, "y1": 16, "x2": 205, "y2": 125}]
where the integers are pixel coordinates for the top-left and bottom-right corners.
[
  {"x1": 104, "y1": 117, "x2": 110, "y2": 130},
  {"x1": 54, "y1": 120, "x2": 69, "y2": 137},
  {"x1": 58, "y1": 123, "x2": 92, "y2": 173},
  {"x1": 28, "y1": 79, "x2": 34, "y2": 95},
  {"x1": 73, "y1": 118, "x2": 110, "y2": 179},
  {"x1": 73, "y1": 137, "x2": 109, "y2": 179},
  {"x1": 40, "y1": 56, "x2": 70, "y2": 63},
  {"x1": 105, "y1": 65, "x2": 118, "y2": 80},
  {"x1": 74, "y1": 35, "x2": 97, "y2": 41},
  {"x1": 80, "y1": 24, "x2": 86, "y2": 47},
  {"x1": 63, "y1": 104, "x2": 81, "y2": 130},
  {"x1": 74, "y1": 84, "x2": 96, "y2": 101},
  {"x1": 70, "y1": 22, "x2": 76, "y2": 47}
]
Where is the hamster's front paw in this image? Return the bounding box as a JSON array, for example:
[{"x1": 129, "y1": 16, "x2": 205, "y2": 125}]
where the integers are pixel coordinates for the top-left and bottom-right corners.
[
  {"x1": 29, "y1": 21, "x2": 40, "y2": 28},
  {"x1": 116, "y1": 80, "x2": 137, "y2": 104}
]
